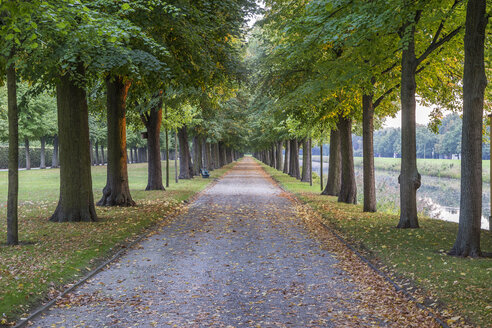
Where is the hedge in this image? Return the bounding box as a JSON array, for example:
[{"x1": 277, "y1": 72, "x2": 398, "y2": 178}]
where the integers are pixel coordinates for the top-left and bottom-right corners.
[{"x1": 0, "y1": 147, "x2": 54, "y2": 169}]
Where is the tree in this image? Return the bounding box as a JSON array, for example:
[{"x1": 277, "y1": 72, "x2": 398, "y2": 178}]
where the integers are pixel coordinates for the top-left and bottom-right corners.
[{"x1": 449, "y1": 0, "x2": 488, "y2": 257}]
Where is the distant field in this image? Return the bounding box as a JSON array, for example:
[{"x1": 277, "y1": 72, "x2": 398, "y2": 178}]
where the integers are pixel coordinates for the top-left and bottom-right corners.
[{"x1": 312, "y1": 155, "x2": 491, "y2": 182}]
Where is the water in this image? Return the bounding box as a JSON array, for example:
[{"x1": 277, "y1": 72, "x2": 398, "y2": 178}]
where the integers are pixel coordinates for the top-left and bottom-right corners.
[{"x1": 307, "y1": 159, "x2": 490, "y2": 230}]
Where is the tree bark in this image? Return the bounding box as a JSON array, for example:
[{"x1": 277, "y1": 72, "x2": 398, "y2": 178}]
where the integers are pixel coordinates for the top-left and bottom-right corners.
[
  {"x1": 219, "y1": 142, "x2": 227, "y2": 167},
  {"x1": 90, "y1": 140, "x2": 94, "y2": 166},
  {"x1": 52, "y1": 134, "x2": 59, "y2": 168},
  {"x1": 174, "y1": 130, "x2": 178, "y2": 183},
  {"x1": 7, "y1": 54, "x2": 19, "y2": 245},
  {"x1": 101, "y1": 146, "x2": 105, "y2": 165},
  {"x1": 449, "y1": 0, "x2": 487, "y2": 257},
  {"x1": 40, "y1": 136, "x2": 46, "y2": 169},
  {"x1": 204, "y1": 141, "x2": 211, "y2": 171},
  {"x1": 165, "y1": 106, "x2": 170, "y2": 188},
  {"x1": 338, "y1": 117, "x2": 357, "y2": 204},
  {"x1": 95, "y1": 141, "x2": 100, "y2": 165},
  {"x1": 142, "y1": 96, "x2": 164, "y2": 191},
  {"x1": 97, "y1": 76, "x2": 135, "y2": 207},
  {"x1": 283, "y1": 140, "x2": 290, "y2": 174},
  {"x1": 178, "y1": 126, "x2": 193, "y2": 179},
  {"x1": 50, "y1": 66, "x2": 97, "y2": 222},
  {"x1": 276, "y1": 141, "x2": 283, "y2": 171},
  {"x1": 24, "y1": 138, "x2": 30, "y2": 170},
  {"x1": 363, "y1": 94, "x2": 377, "y2": 212},
  {"x1": 322, "y1": 128, "x2": 341, "y2": 196},
  {"x1": 301, "y1": 138, "x2": 311, "y2": 182},
  {"x1": 192, "y1": 135, "x2": 203, "y2": 175},
  {"x1": 398, "y1": 15, "x2": 421, "y2": 228},
  {"x1": 289, "y1": 139, "x2": 300, "y2": 179}
]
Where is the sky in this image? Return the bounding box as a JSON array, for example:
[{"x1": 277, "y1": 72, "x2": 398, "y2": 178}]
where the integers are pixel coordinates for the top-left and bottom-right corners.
[{"x1": 382, "y1": 105, "x2": 435, "y2": 129}]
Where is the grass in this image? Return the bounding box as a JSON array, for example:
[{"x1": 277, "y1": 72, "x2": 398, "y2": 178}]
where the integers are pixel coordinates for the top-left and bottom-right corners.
[
  {"x1": 312, "y1": 155, "x2": 491, "y2": 182},
  {"x1": 0, "y1": 161, "x2": 234, "y2": 325},
  {"x1": 260, "y1": 161, "x2": 492, "y2": 327}
]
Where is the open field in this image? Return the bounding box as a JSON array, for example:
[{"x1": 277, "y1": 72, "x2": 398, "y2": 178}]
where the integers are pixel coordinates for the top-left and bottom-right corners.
[
  {"x1": 260, "y1": 161, "x2": 492, "y2": 327},
  {"x1": 0, "y1": 162, "x2": 234, "y2": 324}
]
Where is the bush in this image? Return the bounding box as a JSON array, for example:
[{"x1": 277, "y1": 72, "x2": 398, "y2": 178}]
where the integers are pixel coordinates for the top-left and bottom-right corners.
[{"x1": 0, "y1": 147, "x2": 54, "y2": 169}]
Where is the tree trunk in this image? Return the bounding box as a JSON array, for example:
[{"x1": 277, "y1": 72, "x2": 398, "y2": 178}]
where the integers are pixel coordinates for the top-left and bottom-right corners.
[
  {"x1": 97, "y1": 76, "x2": 135, "y2": 207},
  {"x1": 24, "y1": 138, "x2": 30, "y2": 170},
  {"x1": 40, "y1": 136, "x2": 46, "y2": 169},
  {"x1": 50, "y1": 66, "x2": 97, "y2": 222},
  {"x1": 398, "y1": 17, "x2": 420, "y2": 228},
  {"x1": 204, "y1": 141, "x2": 211, "y2": 171},
  {"x1": 52, "y1": 134, "x2": 59, "y2": 168},
  {"x1": 363, "y1": 94, "x2": 377, "y2": 212},
  {"x1": 142, "y1": 98, "x2": 164, "y2": 191},
  {"x1": 89, "y1": 140, "x2": 94, "y2": 166},
  {"x1": 301, "y1": 138, "x2": 311, "y2": 182},
  {"x1": 320, "y1": 141, "x2": 323, "y2": 191},
  {"x1": 218, "y1": 142, "x2": 226, "y2": 167},
  {"x1": 95, "y1": 141, "x2": 100, "y2": 165},
  {"x1": 214, "y1": 143, "x2": 220, "y2": 168},
  {"x1": 192, "y1": 135, "x2": 203, "y2": 175},
  {"x1": 323, "y1": 128, "x2": 341, "y2": 196},
  {"x1": 7, "y1": 55, "x2": 19, "y2": 245},
  {"x1": 101, "y1": 146, "x2": 105, "y2": 165},
  {"x1": 283, "y1": 140, "x2": 290, "y2": 174},
  {"x1": 449, "y1": 0, "x2": 487, "y2": 257},
  {"x1": 338, "y1": 117, "x2": 357, "y2": 204},
  {"x1": 276, "y1": 141, "x2": 283, "y2": 171},
  {"x1": 175, "y1": 130, "x2": 178, "y2": 183},
  {"x1": 227, "y1": 146, "x2": 233, "y2": 164},
  {"x1": 289, "y1": 139, "x2": 300, "y2": 179},
  {"x1": 165, "y1": 107, "x2": 170, "y2": 188},
  {"x1": 178, "y1": 126, "x2": 193, "y2": 179}
]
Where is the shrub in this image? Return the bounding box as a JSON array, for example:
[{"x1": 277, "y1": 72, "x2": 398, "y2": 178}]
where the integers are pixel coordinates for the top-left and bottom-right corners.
[{"x1": 0, "y1": 147, "x2": 54, "y2": 169}]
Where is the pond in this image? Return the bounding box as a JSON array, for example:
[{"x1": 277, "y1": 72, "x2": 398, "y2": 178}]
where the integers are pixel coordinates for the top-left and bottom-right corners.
[{"x1": 307, "y1": 159, "x2": 490, "y2": 230}]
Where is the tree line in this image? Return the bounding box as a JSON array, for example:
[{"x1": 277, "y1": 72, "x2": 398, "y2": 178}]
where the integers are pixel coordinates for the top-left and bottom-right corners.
[
  {"x1": 249, "y1": 0, "x2": 489, "y2": 257},
  {"x1": 2, "y1": 0, "x2": 256, "y2": 245}
]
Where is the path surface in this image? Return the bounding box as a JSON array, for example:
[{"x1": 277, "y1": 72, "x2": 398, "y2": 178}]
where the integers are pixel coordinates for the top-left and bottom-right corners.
[{"x1": 30, "y1": 158, "x2": 435, "y2": 327}]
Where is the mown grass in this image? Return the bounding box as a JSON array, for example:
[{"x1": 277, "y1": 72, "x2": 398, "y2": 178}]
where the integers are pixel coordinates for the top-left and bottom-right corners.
[
  {"x1": 260, "y1": 161, "x2": 492, "y2": 327},
  {"x1": 0, "y1": 162, "x2": 234, "y2": 325},
  {"x1": 312, "y1": 155, "x2": 491, "y2": 182}
]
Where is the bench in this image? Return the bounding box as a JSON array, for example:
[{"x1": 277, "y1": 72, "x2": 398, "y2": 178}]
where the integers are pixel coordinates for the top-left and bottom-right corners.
[{"x1": 200, "y1": 168, "x2": 210, "y2": 178}]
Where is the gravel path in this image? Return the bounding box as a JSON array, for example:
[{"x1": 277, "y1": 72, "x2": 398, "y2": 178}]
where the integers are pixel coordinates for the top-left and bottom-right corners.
[{"x1": 29, "y1": 158, "x2": 431, "y2": 327}]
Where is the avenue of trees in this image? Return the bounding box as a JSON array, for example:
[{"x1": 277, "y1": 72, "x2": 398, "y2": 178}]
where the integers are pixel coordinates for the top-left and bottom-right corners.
[
  {"x1": 2, "y1": 0, "x2": 490, "y2": 259},
  {"x1": 2, "y1": 0, "x2": 255, "y2": 245},
  {"x1": 251, "y1": 0, "x2": 490, "y2": 257}
]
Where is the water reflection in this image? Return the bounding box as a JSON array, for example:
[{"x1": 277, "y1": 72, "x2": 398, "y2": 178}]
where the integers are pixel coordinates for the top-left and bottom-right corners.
[{"x1": 308, "y1": 160, "x2": 490, "y2": 230}]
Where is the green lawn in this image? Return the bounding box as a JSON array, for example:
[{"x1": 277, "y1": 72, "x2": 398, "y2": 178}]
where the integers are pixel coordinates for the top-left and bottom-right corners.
[
  {"x1": 260, "y1": 161, "x2": 492, "y2": 328},
  {"x1": 0, "y1": 161, "x2": 234, "y2": 325}
]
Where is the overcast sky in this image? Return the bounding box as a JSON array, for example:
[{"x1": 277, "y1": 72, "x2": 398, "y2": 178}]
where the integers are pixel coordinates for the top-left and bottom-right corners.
[{"x1": 382, "y1": 105, "x2": 434, "y2": 129}]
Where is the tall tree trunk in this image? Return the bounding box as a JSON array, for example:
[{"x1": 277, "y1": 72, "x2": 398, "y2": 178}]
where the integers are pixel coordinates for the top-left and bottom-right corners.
[
  {"x1": 450, "y1": 0, "x2": 487, "y2": 257},
  {"x1": 178, "y1": 126, "x2": 193, "y2": 179},
  {"x1": 276, "y1": 141, "x2": 283, "y2": 171},
  {"x1": 95, "y1": 141, "x2": 100, "y2": 165},
  {"x1": 283, "y1": 140, "x2": 290, "y2": 174},
  {"x1": 322, "y1": 128, "x2": 341, "y2": 196},
  {"x1": 142, "y1": 97, "x2": 164, "y2": 191},
  {"x1": 301, "y1": 138, "x2": 310, "y2": 182},
  {"x1": 97, "y1": 76, "x2": 135, "y2": 207},
  {"x1": 363, "y1": 94, "x2": 377, "y2": 212},
  {"x1": 7, "y1": 54, "x2": 19, "y2": 245},
  {"x1": 398, "y1": 16, "x2": 420, "y2": 228},
  {"x1": 214, "y1": 143, "x2": 220, "y2": 168},
  {"x1": 289, "y1": 139, "x2": 300, "y2": 179},
  {"x1": 165, "y1": 106, "x2": 170, "y2": 188},
  {"x1": 50, "y1": 66, "x2": 97, "y2": 222},
  {"x1": 101, "y1": 146, "x2": 105, "y2": 165},
  {"x1": 174, "y1": 130, "x2": 178, "y2": 183},
  {"x1": 90, "y1": 140, "x2": 94, "y2": 166},
  {"x1": 40, "y1": 136, "x2": 46, "y2": 169},
  {"x1": 338, "y1": 118, "x2": 357, "y2": 204},
  {"x1": 192, "y1": 135, "x2": 203, "y2": 175},
  {"x1": 204, "y1": 141, "x2": 211, "y2": 171},
  {"x1": 52, "y1": 134, "x2": 59, "y2": 168},
  {"x1": 24, "y1": 138, "x2": 30, "y2": 170},
  {"x1": 218, "y1": 142, "x2": 226, "y2": 167}
]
